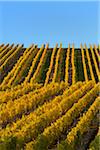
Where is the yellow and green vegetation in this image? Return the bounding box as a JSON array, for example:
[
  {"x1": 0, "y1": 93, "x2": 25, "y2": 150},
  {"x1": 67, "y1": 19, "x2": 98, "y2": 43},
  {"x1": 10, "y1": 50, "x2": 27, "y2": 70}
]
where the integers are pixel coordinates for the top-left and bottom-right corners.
[{"x1": 0, "y1": 43, "x2": 99, "y2": 150}]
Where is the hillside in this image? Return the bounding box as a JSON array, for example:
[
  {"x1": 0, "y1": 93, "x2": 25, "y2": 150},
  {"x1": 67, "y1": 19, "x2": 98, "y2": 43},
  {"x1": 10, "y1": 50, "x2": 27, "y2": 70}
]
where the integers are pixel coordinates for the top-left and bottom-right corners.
[{"x1": 0, "y1": 43, "x2": 99, "y2": 150}]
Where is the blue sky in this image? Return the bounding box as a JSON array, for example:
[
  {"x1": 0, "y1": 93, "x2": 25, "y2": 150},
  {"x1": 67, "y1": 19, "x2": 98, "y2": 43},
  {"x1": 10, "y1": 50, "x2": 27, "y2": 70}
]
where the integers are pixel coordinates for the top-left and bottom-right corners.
[{"x1": 0, "y1": 1, "x2": 99, "y2": 47}]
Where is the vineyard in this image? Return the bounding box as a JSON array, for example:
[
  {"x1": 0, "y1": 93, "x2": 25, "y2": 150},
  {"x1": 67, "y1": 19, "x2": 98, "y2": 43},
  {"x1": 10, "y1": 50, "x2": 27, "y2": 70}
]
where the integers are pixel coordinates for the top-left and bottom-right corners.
[{"x1": 0, "y1": 43, "x2": 100, "y2": 150}]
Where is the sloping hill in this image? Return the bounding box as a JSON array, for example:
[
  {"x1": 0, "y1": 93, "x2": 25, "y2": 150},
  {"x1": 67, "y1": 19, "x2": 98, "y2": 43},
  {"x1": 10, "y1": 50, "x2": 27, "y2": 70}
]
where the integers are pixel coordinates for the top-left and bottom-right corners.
[{"x1": 0, "y1": 43, "x2": 99, "y2": 150}]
